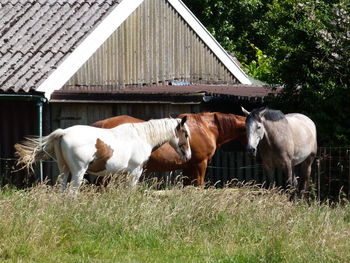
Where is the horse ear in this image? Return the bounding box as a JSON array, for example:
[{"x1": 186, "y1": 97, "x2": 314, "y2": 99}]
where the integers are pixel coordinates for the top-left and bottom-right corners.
[
  {"x1": 180, "y1": 116, "x2": 187, "y2": 126},
  {"x1": 241, "y1": 107, "x2": 250, "y2": 116},
  {"x1": 258, "y1": 108, "x2": 267, "y2": 119}
]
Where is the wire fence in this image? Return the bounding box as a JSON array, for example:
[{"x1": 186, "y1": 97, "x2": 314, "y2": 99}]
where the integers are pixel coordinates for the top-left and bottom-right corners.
[
  {"x1": 1, "y1": 146, "x2": 350, "y2": 200},
  {"x1": 315, "y1": 147, "x2": 350, "y2": 201}
]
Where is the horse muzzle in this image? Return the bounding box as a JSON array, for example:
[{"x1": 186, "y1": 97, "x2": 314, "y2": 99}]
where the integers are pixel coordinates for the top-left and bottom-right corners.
[
  {"x1": 246, "y1": 146, "x2": 257, "y2": 157},
  {"x1": 180, "y1": 150, "x2": 191, "y2": 162}
]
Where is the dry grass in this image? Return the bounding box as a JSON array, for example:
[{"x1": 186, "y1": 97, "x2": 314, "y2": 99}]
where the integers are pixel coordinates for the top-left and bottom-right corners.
[{"x1": 0, "y1": 181, "x2": 349, "y2": 262}]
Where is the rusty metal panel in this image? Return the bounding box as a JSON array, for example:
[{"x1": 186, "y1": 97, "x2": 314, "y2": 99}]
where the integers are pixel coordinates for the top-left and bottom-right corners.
[{"x1": 67, "y1": 0, "x2": 238, "y2": 87}]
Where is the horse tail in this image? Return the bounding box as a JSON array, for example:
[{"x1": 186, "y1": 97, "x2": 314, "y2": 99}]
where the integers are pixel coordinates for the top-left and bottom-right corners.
[{"x1": 14, "y1": 129, "x2": 66, "y2": 172}]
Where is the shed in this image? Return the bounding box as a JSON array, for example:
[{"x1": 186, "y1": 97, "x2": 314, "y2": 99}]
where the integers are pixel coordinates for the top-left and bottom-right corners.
[{"x1": 0, "y1": 0, "x2": 277, "y2": 186}]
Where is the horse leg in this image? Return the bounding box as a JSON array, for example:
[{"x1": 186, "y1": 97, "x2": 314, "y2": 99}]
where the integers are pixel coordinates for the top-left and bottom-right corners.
[
  {"x1": 196, "y1": 160, "x2": 208, "y2": 186},
  {"x1": 299, "y1": 154, "x2": 315, "y2": 199},
  {"x1": 55, "y1": 163, "x2": 69, "y2": 191},
  {"x1": 263, "y1": 167, "x2": 275, "y2": 189},
  {"x1": 285, "y1": 163, "x2": 295, "y2": 188},
  {"x1": 59, "y1": 172, "x2": 69, "y2": 191},
  {"x1": 53, "y1": 140, "x2": 70, "y2": 191},
  {"x1": 183, "y1": 160, "x2": 208, "y2": 186},
  {"x1": 285, "y1": 161, "x2": 297, "y2": 200},
  {"x1": 129, "y1": 168, "x2": 143, "y2": 187},
  {"x1": 69, "y1": 168, "x2": 88, "y2": 193}
]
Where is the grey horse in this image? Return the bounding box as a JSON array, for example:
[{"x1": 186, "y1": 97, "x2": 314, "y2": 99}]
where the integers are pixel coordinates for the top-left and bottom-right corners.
[{"x1": 242, "y1": 107, "x2": 317, "y2": 198}]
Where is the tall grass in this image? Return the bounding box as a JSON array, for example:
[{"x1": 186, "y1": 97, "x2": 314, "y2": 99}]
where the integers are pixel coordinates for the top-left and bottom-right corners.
[{"x1": 0, "y1": 181, "x2": 349, "y2": 263}]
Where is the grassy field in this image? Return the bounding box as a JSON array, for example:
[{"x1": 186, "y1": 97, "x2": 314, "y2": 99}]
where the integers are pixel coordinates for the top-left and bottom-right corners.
[{"x1": 0, "y1": 181, "x2": 349, "y2": 263}]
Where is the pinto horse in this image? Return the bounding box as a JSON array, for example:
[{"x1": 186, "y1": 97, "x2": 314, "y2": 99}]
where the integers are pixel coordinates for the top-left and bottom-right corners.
[
  {"x1": 15, "y1": 117, "x2": 191, "y2": 191},
  {"x1": 242, "y1": 107, "x2": 317, "y2": 198},
  {"x1": 92, "y1": 112, "x2": 247, "y2": 186}
]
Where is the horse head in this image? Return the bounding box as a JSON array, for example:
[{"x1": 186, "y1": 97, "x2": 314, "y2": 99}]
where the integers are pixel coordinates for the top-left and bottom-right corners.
[
  {"x1": 241, "y1": 107, "x2": 267, "y2": 157},
  {"x1": 170, "y1": 116, "x2": 191, "y2": 161}
]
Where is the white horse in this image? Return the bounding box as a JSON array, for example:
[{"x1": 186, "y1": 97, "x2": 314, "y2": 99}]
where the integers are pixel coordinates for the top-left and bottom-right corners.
[
  {"x1": 15, "y1": 117, "x2": 191, "y2": 191},
  {"x1": 242, "y1": 107, "x2": 317, "y2": 198}
]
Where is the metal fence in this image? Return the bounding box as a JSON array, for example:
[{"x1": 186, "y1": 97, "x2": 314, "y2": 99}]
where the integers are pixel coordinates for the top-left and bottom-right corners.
[
  {"x1": 207, "y1": 146, "x2": 350, "y2": 200},
  {"x1": 206, "y1": 149, "x2": 287, "y2": 189},
  {"x1": 1, "y1": 147, "x2": 349, "y2": 200},
  {"x1": 315, "y1": 147, "x2": 350, "y2": 201}
]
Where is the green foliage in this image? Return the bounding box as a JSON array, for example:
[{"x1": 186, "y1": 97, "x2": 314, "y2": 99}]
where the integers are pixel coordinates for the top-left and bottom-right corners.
[
  {"x1": 183, "y1": 0, "x2": 272, "y2": 63},
  {"x1": 183, "y1": 0, "x2": 350, "y2": 145},
  {"x1": 260, "y1": 0, "x2": 350, "y2": 145},
  {"x1": 259, "y1": 0, "x2": 349, "y2": 86},
  {"x1": 242, "y1": 43, "x2": 273, "y2": 82}
]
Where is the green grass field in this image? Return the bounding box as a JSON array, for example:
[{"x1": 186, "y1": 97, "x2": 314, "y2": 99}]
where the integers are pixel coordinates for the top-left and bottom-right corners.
[{"x1": 0, "y1": 182, "x2": 349, "y2": 263}]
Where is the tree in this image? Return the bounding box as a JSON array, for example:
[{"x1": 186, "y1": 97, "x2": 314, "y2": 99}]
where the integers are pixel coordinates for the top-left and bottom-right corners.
[
  {"x1": 183, "y1": 0, "x2": 350, "y2": 145},
  {"x1": 183, "y1": 0, "x2": 272, "y2": 66},
  {"x1": 260, "y1": 0, "x2": 350, "y2": 144}
]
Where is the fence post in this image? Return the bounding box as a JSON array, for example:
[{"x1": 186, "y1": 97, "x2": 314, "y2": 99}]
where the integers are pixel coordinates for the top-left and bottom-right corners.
[
  {"x1": 348, "y1": 148, "x2": 350, "y2": 198},
  {"x1": 317, "y1": 158, "x2": 321, "y2": 201},
  {"x1": 37, "y1": 100, "x2": 44, "y2": 182}
]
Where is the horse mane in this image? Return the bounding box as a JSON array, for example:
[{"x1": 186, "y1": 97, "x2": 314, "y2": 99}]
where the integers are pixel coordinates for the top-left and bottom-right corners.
[
  {"x1": 131, "y1": 118, "x2": 178, "y2": 146},
  {"x1": 214, "y1": 113, "x2": 237, "y2": 135},
  {"x1": 179, "y1": 112, "x2": 243, "y2": 135},
  {"x1": 178, "y1": 112, "x2": 201, "y2": 123},
  {"x1": 249, "y1": 107, "x2": 285, "y2": 122}
]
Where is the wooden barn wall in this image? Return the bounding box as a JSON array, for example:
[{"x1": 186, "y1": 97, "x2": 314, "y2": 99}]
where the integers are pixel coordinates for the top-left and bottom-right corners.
[
  {"x1": 50, "y1": 102, "x2": 199, "y2": 129},
  {"x1": 66, "y1": 0, "x2": 238, "y2": 86}
]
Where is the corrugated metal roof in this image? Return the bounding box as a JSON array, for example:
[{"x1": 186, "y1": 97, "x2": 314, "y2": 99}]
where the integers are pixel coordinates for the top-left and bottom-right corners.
[
  {"x1": 0, "y1": 0, "x2": 122, "y2": 93},
  {"x1": 51, "y1": 84, "x2": 280, "y2": 102},
  {"x1": 0, "y1": 0, "x2": 273, "y2": 101}
]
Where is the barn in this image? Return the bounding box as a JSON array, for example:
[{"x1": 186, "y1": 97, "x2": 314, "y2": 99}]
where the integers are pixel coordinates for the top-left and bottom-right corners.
[{"x1": 0, "y1": 0, "x2": 276, "y2": 186}]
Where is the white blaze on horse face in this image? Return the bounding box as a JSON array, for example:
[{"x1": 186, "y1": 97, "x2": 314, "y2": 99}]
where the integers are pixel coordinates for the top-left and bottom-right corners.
[
  {"x1": 246, "y1": 119, "x2": 265, "y2": 156},
  {"x1": 171, "y1": 121, "x2": 191, "y2": 161}
]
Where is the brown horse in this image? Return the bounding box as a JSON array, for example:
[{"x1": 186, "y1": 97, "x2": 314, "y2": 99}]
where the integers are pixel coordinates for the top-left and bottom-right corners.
[{"x1": 92, "y1": 112, "x2": 247, "y2": 186}]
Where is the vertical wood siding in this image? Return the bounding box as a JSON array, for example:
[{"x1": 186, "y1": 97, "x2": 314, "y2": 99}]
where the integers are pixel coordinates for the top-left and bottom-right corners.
[
  {"x1": 50, "y1": 103, "x2": 199, "y2": 129},
  {"x1": 67, "y1": 0, "x2": 238, "y2": 86}
]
